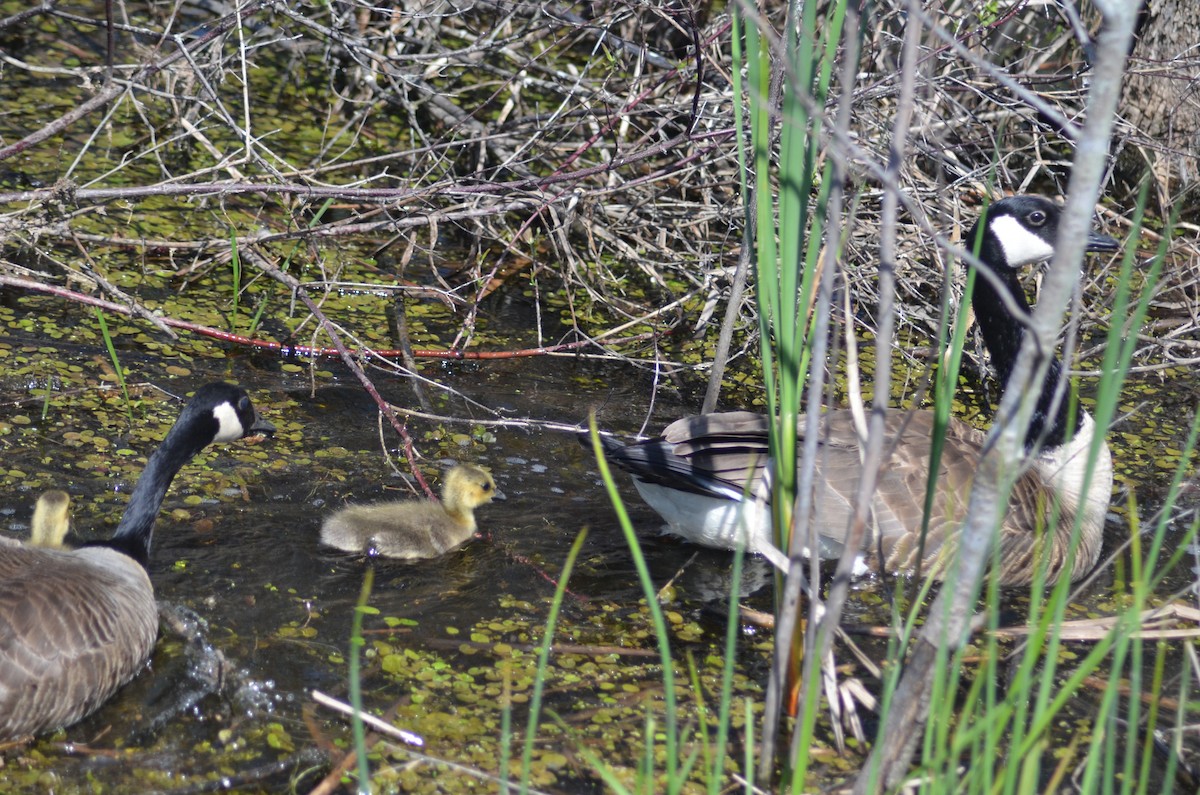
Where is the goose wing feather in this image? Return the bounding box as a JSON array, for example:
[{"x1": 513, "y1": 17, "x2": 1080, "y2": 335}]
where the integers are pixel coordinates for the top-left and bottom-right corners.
[
  {"x1": 598, "y1": 411, "x2": 771, "y2": 500},
  {"x1": 661, "y1": 411, "x2": 771, "y2": 495},
  {"x1": 0, "y1": 546, "x2": 157, "y2": 739},
  {"x1": 814, "y1": 411, "x2": 1087, "y2": 585},
  {"x1": 991, "y1": 468, "x2": 1085, "y2": 586},
  {"x1": 802, "y1": 411, "x2": 980, "y2": 573}
]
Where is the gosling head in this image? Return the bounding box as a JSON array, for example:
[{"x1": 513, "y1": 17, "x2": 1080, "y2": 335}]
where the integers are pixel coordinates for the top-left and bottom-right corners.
[
  {"x1": 441, "y1": 464, "x2": 503, "y2": 520},
  {"x1": 29, "y1": 489, "x2": 72, "y2": 548}
]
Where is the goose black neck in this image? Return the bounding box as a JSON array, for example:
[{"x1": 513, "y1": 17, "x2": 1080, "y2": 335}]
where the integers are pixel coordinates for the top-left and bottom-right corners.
[
  {"x1": 970, "y1": 253, "x2": 1078, "y2": 451},
  {"x1": 102, "y1": 419, "x2": 213, "y2": 568}
]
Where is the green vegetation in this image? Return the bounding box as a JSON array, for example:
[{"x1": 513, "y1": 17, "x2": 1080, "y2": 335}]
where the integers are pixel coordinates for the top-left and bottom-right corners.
[{"x1": 0, "y1": 0, "x2": 1195, "y2": 792}]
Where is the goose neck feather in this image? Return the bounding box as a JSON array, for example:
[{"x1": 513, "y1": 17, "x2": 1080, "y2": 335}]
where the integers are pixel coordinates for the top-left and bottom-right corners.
[
  {"x1": 0, "y1": 382, "x2": 269, "y2": 742},
  {"x1": 972, "y1": 265, "x2": 1078, "y2": 450},
  {"x1": 105, "y1": 435, "x2": 209, "y2": 566},
  {"x1": 967, "y1": 198, "x2": 1108, "y2": 452},
  {"x1": 102, "y1": 383, "x2": 272, "y2": 567}
]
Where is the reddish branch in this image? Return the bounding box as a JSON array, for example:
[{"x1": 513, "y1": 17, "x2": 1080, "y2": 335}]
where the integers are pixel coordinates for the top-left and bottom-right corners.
[{"x1": 1, "y1": 267, "x2": 667, "y2": 498}]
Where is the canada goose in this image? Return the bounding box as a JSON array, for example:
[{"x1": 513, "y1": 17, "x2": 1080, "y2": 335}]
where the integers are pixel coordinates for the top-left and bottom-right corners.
[
  {"x1": 0, "y1": 382, "x2": 274, "y2": 741},
  {"x1": 598, "y1": 196, "x2": 1120, "y2": 586},
  {"x1": 29, "y1": 489, "x2": 72, "y2": 548},
  {"x1": 320, "y1": 464, "x2": 502, "y2": 559}
]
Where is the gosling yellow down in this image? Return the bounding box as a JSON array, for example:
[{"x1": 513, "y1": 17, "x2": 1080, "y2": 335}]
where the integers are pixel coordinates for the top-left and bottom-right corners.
[
  {"x1": 320, "y1": 464, "x2": 502, "y2": 560},
  {"x1": 29, "y1": 490, "x2": 72, "y2": 549}
]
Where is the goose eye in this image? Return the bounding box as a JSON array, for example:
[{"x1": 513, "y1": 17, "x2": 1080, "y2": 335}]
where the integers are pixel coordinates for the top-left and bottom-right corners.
[{"x1": 1028, "y1": 210, "x2": 1046, "y2": 226}]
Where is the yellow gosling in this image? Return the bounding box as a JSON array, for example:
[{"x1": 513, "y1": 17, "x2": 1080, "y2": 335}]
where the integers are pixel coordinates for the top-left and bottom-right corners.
[
  {"x1": 321, "y1": 464, "x2": 502, "y2": 560},
  {"x1": 29, "y1": 490, "x2": 71, "y2": 549}
]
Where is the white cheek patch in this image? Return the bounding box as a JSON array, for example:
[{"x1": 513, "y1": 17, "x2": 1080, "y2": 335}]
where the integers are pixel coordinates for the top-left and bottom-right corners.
[
  {"x1": 210, "y1": 401, "x2": 245, "y2": 442},
  {"x1": 990, "y1": 215, "x2": 1055, "y2": 267}
]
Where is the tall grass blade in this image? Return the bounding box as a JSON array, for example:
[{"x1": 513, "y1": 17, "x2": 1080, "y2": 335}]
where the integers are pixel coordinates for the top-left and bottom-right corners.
[
  {"x1": 588, "y1": 415, "x2": 683, "y2": 790},
  {"x1": 229, "y1": 228, "x2": 241, "y2": 330},
  {"x1": 518, "y1": 529, "x2": 587, "y2": 793},
  {"x1": 94, "y1": 307, "x2": 132, "y2": 426},
  {"x1": 349, "y1": 567, "x2": 376, "y2": 794}
]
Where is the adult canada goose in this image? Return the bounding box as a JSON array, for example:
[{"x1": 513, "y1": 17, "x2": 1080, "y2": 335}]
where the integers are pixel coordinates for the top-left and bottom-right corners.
[
  {"x1": 0, "y1": 382, "x2": 273, "y2": 742},
  {"x1": 320, "y1": 464, "x2": 502, "y2": 559},
  {"x1": 598, "y1": 196, "x2": 1120, "y2": 586},
  {"x1": 29, "y1": 489, "x2": 72, "y2": 548}
]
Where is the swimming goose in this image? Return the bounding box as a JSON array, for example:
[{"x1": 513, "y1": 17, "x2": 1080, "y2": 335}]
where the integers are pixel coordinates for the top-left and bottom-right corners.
[
  {"x1": 320, "y1": 464, "x2": 502, "y2": 559},
  {"x1": 0, "y1": 382, "x2": 274, "y2": 741},
  {"x1": 598, "y1": 196, "x2": 1120, "y2": 585},
  {"x1": 29, "y1": 489, "x2": 72, "y2": 548}
]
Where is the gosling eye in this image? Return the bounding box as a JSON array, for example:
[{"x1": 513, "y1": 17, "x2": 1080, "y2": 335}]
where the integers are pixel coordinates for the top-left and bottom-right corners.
[
  {"x1": 481, "y1": 482, "x2": 492, "y2": 492},
  {"x1": 1027, "y1": 209, "x2": 1047, "y2": 227}
]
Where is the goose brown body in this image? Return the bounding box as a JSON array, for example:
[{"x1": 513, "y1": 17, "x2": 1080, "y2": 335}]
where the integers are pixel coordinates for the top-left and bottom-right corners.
[
  {"x1": 0, "y1": 383, "x2": 273, "y2": 741},
  {"x1": 616, "y1": 408, "x2": 1110, "y2": 586},
  {"x1": 0, "y1": 547, "x2": 156, "y2": 738},
  {"x1": 321, "y1": 464, "x2": 501, "y2": 559},
  {"x1": 598, "y1": 196, "x2": 1119, "y2": 585}
]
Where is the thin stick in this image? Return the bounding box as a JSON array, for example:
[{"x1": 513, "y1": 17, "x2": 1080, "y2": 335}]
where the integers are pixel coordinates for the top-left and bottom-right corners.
[{"x1": 310, "y1": 690, "x2": 424, "y2": 748}]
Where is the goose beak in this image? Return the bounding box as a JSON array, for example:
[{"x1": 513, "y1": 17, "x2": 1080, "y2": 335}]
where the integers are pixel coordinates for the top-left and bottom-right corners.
[
  {"x1": 249, "y1": 414, "x2": 276, "y2": 438},
  {"x1": 1085, "y1": 230, "x2": 1121, "y2": 253}
]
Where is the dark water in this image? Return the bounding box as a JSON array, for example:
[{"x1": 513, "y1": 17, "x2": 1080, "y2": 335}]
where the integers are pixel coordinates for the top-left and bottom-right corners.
[
  {"x1": 0, "y1": 311, "x2": 787, "y2": 792},
  {"x1": 2, "y1": 281, "x2": 1199, "y2": 791},
  {"x1": 2, "y1": 319, "x2": 1190, "y2": 795}
]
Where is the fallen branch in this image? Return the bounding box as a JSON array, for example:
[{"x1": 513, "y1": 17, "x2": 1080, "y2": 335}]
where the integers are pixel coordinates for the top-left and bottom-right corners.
[{"x1": 0, "y1": 274, "x2": 665, "y2": 360}]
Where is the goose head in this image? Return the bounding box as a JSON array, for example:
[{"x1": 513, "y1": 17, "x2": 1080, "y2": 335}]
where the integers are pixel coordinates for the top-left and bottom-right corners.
[
  {"x1": 965, "y1": 196, "x2": 1119, "y2": 452},
  {"x1": 187, "y1": 382, "x2": 277, "y2": 446},
  {"x1": 105, "y1": 382, "x2": 274, "y2": 566},
  {"x1": 969, "y1": 194, "x2": 1120, "y2": 271}
]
